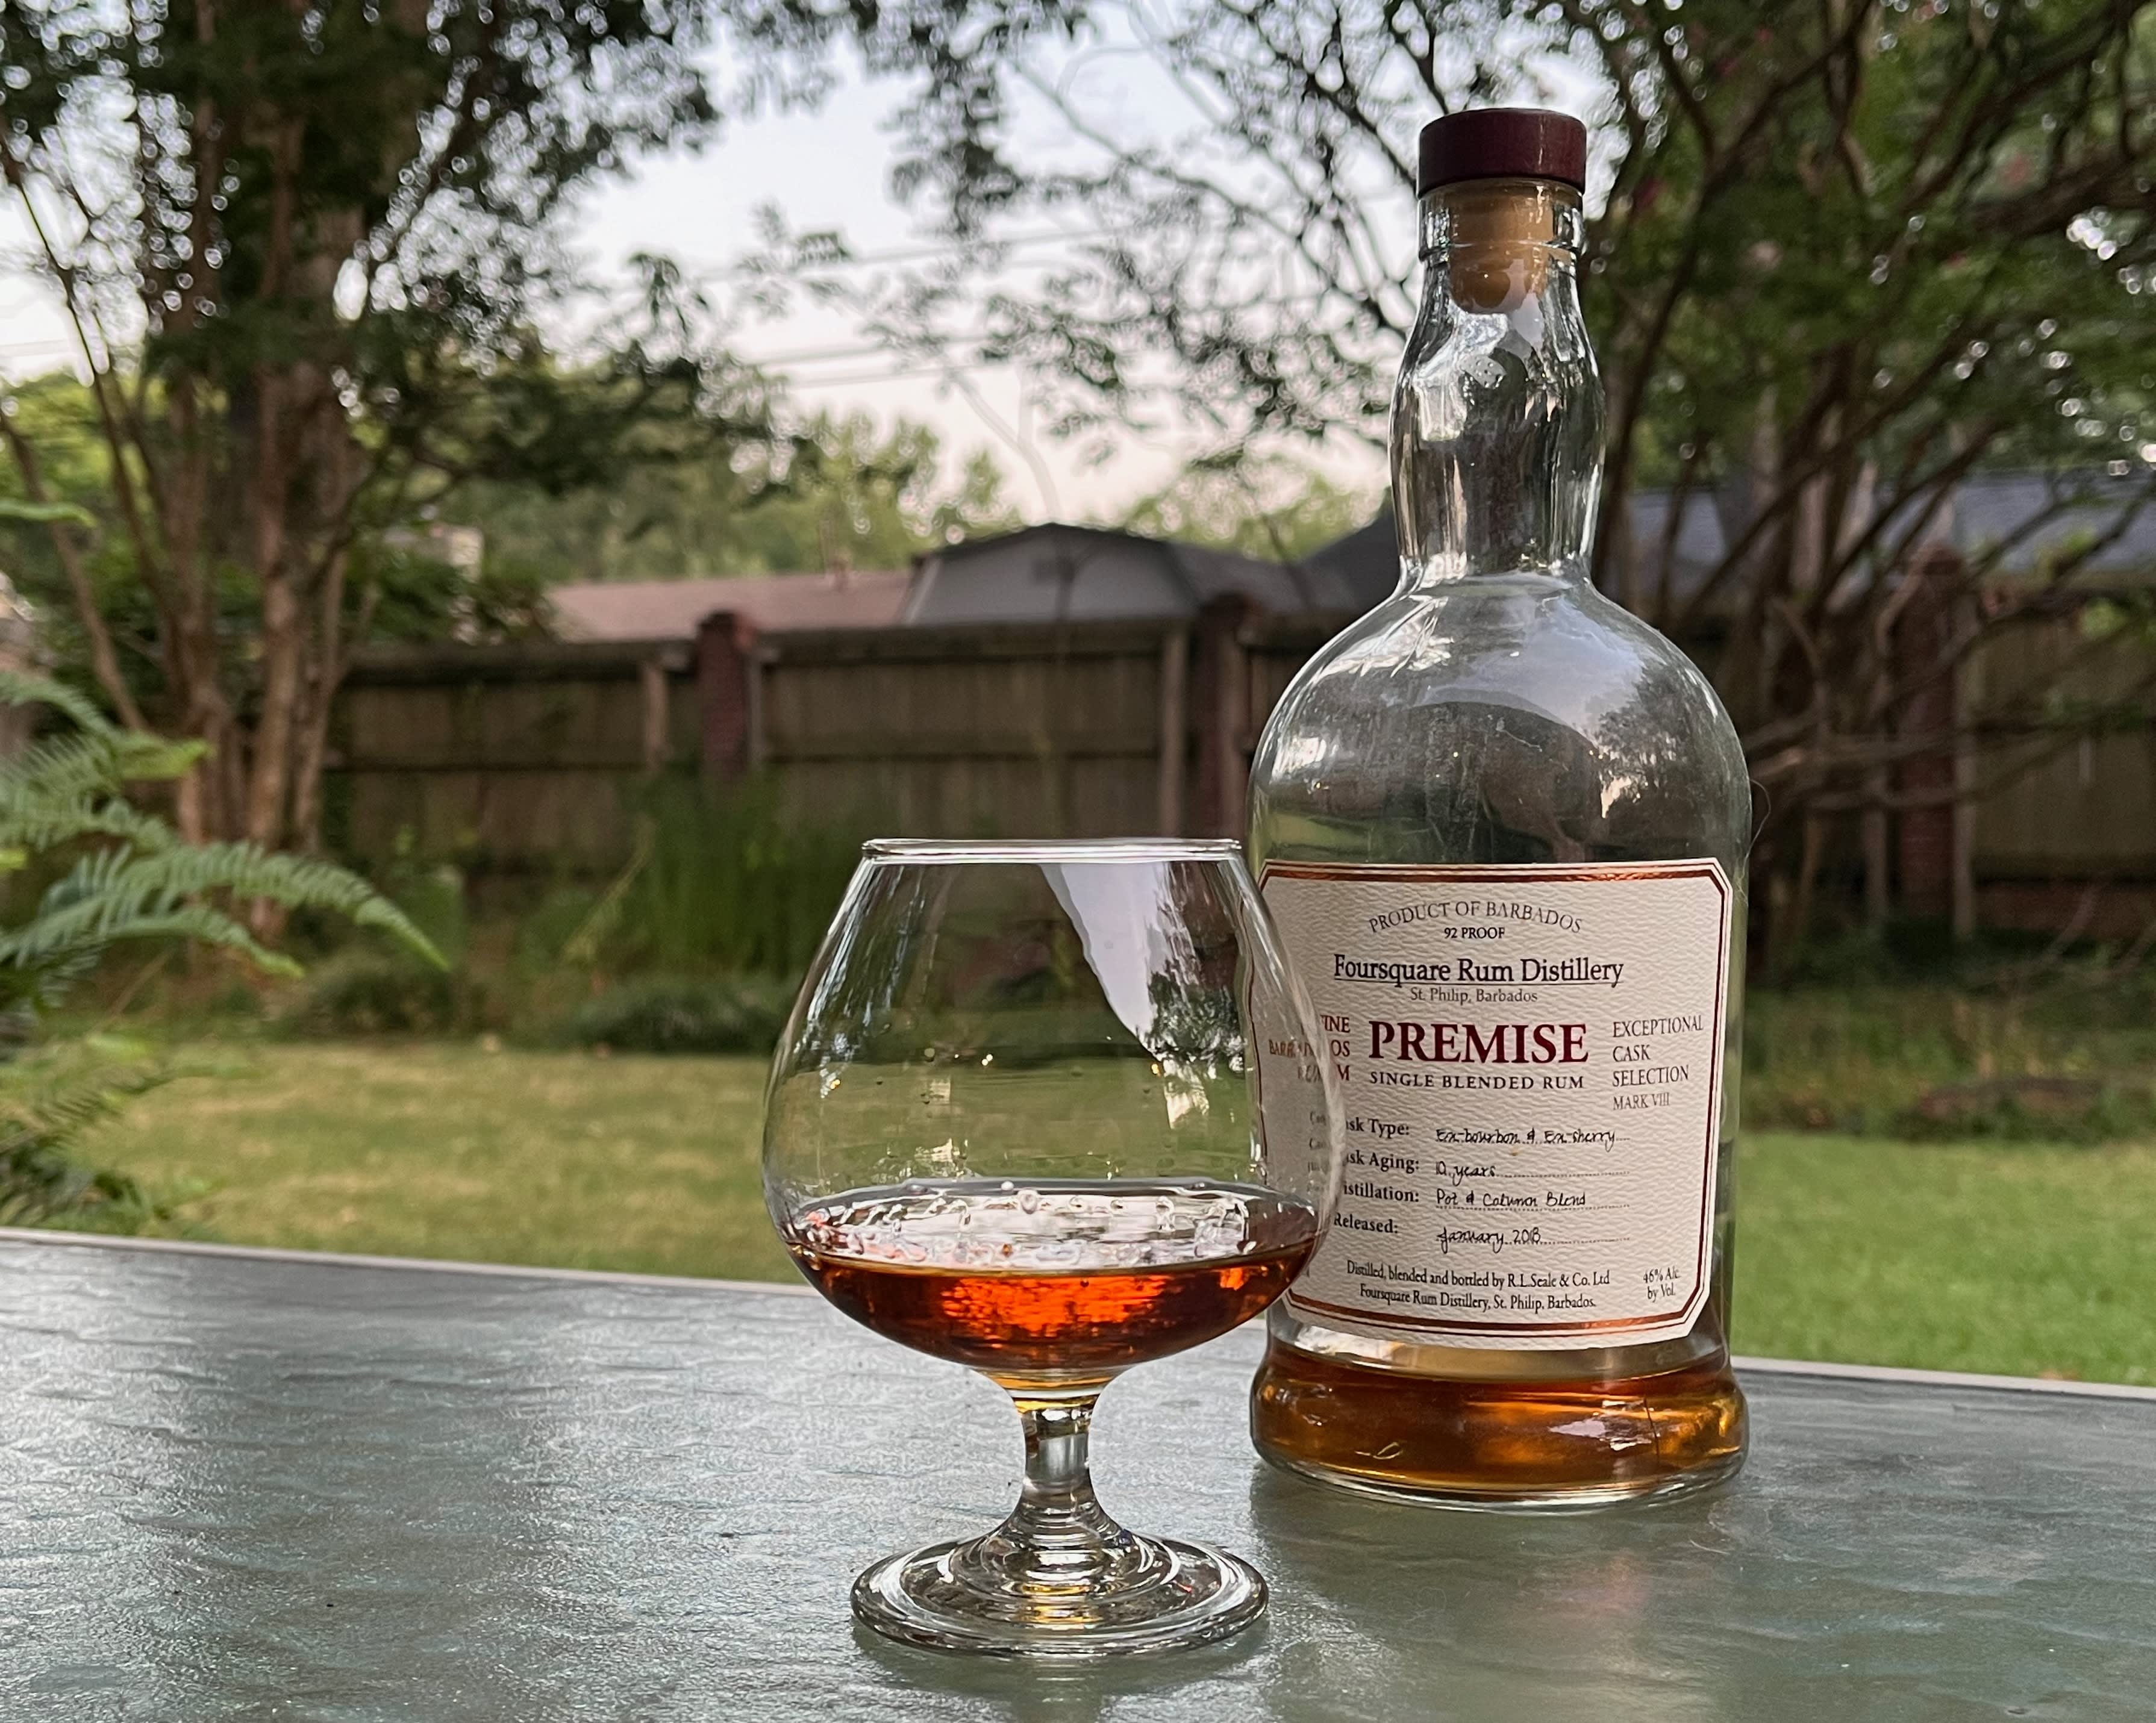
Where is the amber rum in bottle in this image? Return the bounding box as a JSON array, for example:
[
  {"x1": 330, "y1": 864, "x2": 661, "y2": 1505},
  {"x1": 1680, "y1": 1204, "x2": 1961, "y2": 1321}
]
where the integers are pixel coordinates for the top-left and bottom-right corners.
[{"x1": 1247, "y1": 109, "x2": 1751, "y2": 1506}]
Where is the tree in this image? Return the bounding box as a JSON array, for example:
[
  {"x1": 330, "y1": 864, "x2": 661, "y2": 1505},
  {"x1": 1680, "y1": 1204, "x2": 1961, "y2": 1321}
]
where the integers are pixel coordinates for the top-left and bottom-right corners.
[
  {"x1": 1119, "y1": 451, "x2": 1371, "y2": 562},
  {"x1": 0, "y1": 0, "x2": 752, "y2": 857},
  {"x1": 440, "y1": 410, "x2": 1024, "y2": 581},
  {"x1": 749, "y1": 0, "x2": 2156, "y2": 943}
]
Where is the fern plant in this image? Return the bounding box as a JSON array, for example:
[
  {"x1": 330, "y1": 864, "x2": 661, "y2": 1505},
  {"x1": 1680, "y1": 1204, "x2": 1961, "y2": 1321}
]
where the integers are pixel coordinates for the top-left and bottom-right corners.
[{"x1": 0, "y1": 670, "x2": 442, "y2": 1228}]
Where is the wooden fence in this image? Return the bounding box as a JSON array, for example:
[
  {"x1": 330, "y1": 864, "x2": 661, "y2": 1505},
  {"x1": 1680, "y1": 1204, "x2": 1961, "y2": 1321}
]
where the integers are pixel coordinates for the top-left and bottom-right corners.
[
  {"x1": 329, "y1": 599, "x2": 2156, "y2": 930},
  {"x1": 1959, "y1": 609, "x2": 2156, "y2": 933},
  {"x1": 330, "y1": 639, "x2": 700, "y2": 873},
  {"x1": 330, "y1": 603, "x2": 1331, "y2": 869}
]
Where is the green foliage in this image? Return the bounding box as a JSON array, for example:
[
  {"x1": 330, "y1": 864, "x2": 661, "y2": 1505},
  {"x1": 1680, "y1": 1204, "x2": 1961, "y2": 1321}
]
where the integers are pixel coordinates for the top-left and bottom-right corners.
[
  {"x1": 0, "y1": 376, "x2": 189, "y2": 716},
  {"x1": 0, "y1": 673, "x2": 442, "y2": 994},
  {"x1": 0, "y1": 1034, "x2": 187, "y2": 1228},
  {"x1": 0, "y1": 1, "x2": 748, "y2": 847},
  {"x1": 1118, "y1": 452, "x2": 1372, "y2": 562},
  {"x1": 371, "y1": 847, "x2": 472, "y2": 968},
  {"x1": 558, "y1": 776, "x2": 861, "y2": 980},
  {"x1": 1745, "y1": 965, "x2": 2156, "y2": 1142},
  {"x1": 0, "y1": 673, "x2": 442, "y2": 1226},
  {"x1": 0, "y1": 497, "x2": 92, "y2": 528},
  {"x1": 514, "y1": 887, "x2": 607, "y2": 972},
  {"x1": 355, "y1": 540, "x2": 557, "y2": 647},
  {"x1": 276, "y1": 950, "x2": 463, "y2": 1039},
  {"x1": 1894, "y1": 1078, "x2": 2156, "y2": 1147},
  {"x1": 554, "y1": 975, "x2": 792, "y2": 1056},
  {"x1": 270, "y1": 834, "x2": 473, "y2": 1037},
  {"x1": 443, "y1": 410, "x2": 1023, "y2": 583}
]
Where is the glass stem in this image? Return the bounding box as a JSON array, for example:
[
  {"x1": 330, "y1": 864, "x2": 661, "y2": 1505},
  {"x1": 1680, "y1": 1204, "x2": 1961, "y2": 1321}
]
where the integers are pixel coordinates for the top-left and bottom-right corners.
[
  {"x1": 966, "y1": 1391, "x2": 1146, "y2": 1591},
  {"x1": 1020, "y1": 1398, "x2": 1102, "y2": 1520}
]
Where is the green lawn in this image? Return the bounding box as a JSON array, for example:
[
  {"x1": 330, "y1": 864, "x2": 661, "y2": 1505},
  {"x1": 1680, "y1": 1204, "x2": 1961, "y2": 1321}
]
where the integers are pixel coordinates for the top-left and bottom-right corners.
[
  {"x1": 1737, "y1": 1133, "x2": 2156, "y2": 1385},
  {"x1": 82, "y1": 1044, "x2": 793, "y2": 1281},
  {"x1": 67, "y1": 1042, "x2": 2156, "y2": 1386}
]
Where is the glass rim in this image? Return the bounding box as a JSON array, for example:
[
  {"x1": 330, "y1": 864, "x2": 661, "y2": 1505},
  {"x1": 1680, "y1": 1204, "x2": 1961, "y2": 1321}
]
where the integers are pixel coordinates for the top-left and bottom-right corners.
[{"x1": 859, "y1": 837, "x2": 1246, "y2": 865}]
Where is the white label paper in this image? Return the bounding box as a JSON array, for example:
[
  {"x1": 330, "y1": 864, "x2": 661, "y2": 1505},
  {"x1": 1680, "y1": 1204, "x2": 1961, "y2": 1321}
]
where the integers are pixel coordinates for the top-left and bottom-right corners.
[{"x1": 1262, "y1": 860, "x2": 1731, "y2": 1350}]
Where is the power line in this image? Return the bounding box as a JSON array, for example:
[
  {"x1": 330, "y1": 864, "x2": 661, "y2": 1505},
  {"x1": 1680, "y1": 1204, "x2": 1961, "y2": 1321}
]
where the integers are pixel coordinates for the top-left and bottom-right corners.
[
  {"x1": 746, "y1": 338, "x2": 917, "y2": 367},
  {"x1": 781, "y1": 359, "x2": 1036, "y2": 388},
  {"x1": 688, "y1": 226, "x2": 1117, "y2": 277},
  {"x1": 740, "y1": 287, "x2": 1370, "y2": 372}
]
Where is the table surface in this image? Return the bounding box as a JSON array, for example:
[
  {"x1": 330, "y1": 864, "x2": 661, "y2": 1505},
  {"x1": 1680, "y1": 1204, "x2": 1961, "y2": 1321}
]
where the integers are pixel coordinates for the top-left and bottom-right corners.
[{"x1": 3, "y1": 1233, "x2": 2153, "y2": 1722}]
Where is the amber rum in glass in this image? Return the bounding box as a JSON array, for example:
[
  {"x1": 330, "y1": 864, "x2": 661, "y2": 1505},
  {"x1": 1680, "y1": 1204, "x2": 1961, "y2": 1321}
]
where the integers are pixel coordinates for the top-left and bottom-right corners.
[{"x1": 791, "y1": 1182, "x2": 1317, "y2": 1384}]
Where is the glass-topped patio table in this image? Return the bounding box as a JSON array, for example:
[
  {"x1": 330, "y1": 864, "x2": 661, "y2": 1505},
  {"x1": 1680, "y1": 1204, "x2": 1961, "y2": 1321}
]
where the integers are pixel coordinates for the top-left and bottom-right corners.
[{"x1": 2, "y1": 1229, "x2": 2150, "y2": 1721}]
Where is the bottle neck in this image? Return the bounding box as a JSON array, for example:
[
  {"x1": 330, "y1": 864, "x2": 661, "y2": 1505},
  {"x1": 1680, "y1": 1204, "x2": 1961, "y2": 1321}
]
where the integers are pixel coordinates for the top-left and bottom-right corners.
[{"x1": 1392, "y1": 179, "x2": 1602, "y2": 591}]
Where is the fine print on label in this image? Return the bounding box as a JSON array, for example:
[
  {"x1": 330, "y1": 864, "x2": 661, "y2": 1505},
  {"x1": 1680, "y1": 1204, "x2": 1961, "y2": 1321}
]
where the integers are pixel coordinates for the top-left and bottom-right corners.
[{"x1": 1261, "y1": 860, "x2": 1732, "y2": 1350}]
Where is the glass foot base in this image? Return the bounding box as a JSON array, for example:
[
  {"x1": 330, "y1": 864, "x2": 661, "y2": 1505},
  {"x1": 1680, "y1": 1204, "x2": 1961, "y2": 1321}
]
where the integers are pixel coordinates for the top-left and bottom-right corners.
[{"x1": 851, "y1": 1533, "x2": 1267, "y2": 1660}]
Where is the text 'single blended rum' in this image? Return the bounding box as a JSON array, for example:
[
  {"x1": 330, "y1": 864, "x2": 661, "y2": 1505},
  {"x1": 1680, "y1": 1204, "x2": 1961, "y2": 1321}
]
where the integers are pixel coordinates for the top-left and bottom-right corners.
[{"x1": 1247, "y1": 108, "x2": 1752, "y2": 1507}]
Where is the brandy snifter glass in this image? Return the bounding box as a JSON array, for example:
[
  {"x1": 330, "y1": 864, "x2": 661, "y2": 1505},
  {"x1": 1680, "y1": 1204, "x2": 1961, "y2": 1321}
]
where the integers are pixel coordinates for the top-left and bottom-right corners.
[{"x1": 764, "y1": 839, "x2": 1342, "y2": 1659}]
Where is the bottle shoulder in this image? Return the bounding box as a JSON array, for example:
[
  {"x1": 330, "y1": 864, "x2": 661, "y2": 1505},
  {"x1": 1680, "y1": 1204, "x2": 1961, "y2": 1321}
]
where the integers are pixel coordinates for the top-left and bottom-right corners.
[
  {"x1": 1251, "y1": 579, "x2": 1751, "y2": 867},
  {"x1": 1269, "y1": 579, "x2": 1729, "y2": 728}
]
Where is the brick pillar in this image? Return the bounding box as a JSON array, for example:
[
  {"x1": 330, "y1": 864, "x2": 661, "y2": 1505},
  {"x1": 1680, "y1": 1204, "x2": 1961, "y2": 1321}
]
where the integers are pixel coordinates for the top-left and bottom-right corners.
[
  {"x1": 696, "y1": 609, "x2": 760, "y2": 784},
  {"x1": 1190, "y1": 595, "x2": 1258, "y2": 838},
  {"x1": 1893, "y1": 546, "x2": 1961, "y2": 920}
]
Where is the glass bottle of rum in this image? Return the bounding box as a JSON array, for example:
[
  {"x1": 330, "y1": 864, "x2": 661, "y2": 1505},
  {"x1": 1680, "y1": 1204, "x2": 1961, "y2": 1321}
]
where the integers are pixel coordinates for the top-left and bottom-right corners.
[{"x1": 1247, "y1": 109, "x2": 1751, "y2": 1507}]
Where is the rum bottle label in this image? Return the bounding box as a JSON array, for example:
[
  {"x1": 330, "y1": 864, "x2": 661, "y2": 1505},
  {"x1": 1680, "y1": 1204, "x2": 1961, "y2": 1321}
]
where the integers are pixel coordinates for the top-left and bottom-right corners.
[{"x1": 1261, "y1": 859, "x2": 1732, "y2": 1350}]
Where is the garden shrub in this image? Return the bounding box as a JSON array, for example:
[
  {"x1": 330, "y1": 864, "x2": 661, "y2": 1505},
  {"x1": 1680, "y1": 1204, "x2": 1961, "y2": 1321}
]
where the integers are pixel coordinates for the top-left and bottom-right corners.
[
  {"x1": 578, "y1": 775, "x2": 861, "y2": 979},
  {"x1": 1896, "y1": 1076, "x2": 2156, "y2": 1146},
  {"x1": 275, "y1": 949, "x2": 463, "y2": 1037},
  {"x1": 554, "y1": 974, "x2": 791, "y2": 1056}
]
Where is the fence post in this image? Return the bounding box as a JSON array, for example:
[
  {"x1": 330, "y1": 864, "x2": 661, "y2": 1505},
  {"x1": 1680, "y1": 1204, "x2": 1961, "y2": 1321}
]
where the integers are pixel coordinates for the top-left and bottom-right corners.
[
  {"x1": 1951, "y1": 588, "x2": 1982, "y2": 941},
  {"x1": 1191, "y1": 596, "x2": 1258, "y2": 838},
  {"x1": 698, "y1": 610, "x2": 760, "y2": 785},
  {"x1": 639, "y1": 655, "x2": 671, "y2": 774},
  {"x1": 1155, "y1": 624, "x2": 1189, "y2": 836}
]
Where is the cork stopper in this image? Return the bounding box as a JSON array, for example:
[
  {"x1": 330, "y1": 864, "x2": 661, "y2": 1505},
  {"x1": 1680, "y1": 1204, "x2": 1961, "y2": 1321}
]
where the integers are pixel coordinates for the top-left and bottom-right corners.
[{"x1": 1442, "y1": 181, "x2": 1566, "y2": 315}]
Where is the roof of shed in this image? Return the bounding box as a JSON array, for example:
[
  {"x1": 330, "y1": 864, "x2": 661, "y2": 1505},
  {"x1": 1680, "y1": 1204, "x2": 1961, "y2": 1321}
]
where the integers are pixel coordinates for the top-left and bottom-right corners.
[
  {"x1": 901, "y1": 522, "x2": 1358, "y2": 623},
  {"x1": 1310, "y1": 470, "x2": 2156, "y2": 612}
]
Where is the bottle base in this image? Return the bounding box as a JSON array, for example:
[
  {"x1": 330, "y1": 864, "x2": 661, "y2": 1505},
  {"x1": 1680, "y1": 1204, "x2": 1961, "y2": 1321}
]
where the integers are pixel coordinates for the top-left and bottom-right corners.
[
  {"x1": 1256, "y1": 1442, "x2": 1746, "y2": 1512},
  {"x1": 1251, "y1": 1341, "x2": 1748, "y2": 1511}
]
